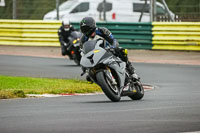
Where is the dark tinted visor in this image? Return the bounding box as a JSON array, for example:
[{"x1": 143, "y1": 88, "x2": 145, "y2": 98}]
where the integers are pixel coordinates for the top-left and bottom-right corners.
[{"x1": 81, "y1": 26, "x2": 95, "y2": 37}]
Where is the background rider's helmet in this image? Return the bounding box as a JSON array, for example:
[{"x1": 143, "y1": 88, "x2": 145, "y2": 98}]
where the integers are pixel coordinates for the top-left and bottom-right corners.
[
  {"x1": 62, "y1": 19, "x2": 71, "y2": 31},
  {"x1": 80, "y1": 17, "x2": 96, "y2": 37}
]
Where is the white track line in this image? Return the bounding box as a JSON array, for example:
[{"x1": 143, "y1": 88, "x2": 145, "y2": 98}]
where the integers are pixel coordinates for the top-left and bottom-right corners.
[{"x1": 27, "y1": 85, "x2": 154, "y2": 98}]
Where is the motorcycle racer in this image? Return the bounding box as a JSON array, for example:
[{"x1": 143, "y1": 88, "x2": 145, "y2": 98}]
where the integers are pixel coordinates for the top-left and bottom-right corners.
[
  {"x1": 79, "y1": 17, "x2": 139, "y2": 80},
  {"x1": 58, "y1": 19, "x2": 76, "y2": 57}
]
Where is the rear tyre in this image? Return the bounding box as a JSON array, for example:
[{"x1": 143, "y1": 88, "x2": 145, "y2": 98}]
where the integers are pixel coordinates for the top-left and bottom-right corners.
[
  {"x1": 129, "y1": 81, "x2": 144, "y2": 100},
  {"x1": 96, "y1": 71, "x2": 121, "y2": 102}
]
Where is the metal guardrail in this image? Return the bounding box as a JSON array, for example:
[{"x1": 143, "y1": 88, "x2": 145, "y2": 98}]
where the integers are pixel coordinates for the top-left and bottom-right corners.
[
  {"x1": 152, "y1": 22, "x2": 200, "y2": 51},
  {"x1": 71, "y1": 22, "x2": 153, "y2": 49},
  {"x1": 0, "y1": 20, "x2": 61, "y2": 46},
  {"x1": 0, "y1": 20, "x2": 200, "y2": 51}
]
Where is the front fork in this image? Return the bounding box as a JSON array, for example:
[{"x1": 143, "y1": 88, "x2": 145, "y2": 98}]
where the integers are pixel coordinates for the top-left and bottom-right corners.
[
  {"x1": 104, "y1": 68, "x2": 117, "y2": 85},
  {"x1": 82, "y1": 67, "x2": 127, "y2": 95}
]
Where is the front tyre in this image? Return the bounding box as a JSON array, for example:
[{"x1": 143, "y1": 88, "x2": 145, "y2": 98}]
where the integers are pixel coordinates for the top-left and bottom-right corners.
[
  {"x1": 72, "y1": 51, "x2": 81, "y2": 66},
  {"x1": 96, "y1": 71, "x2": 121, "y2": 102},
  {"x1": 73, "y1": 56, "x2": 80, "y2": 66}
]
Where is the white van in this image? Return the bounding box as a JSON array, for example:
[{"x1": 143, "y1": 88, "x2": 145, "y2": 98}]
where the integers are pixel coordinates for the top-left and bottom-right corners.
[{"x1": 43, "y1": 0, "x2": 174, "y2": 22}]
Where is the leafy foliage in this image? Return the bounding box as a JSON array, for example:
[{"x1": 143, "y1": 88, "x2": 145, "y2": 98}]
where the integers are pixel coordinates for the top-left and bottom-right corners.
[
  {"x1": 0, "y1": 0, "x2": 66, "y2": 19},
  {"x1": 158, "y1": 0, "x2": 200, "y2": 14}
]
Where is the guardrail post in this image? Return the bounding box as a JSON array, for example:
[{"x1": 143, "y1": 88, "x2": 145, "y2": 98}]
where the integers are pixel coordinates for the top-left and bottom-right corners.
[
  {"x1": 12, "y1": 0, "x2": 17, "y2": 19},
  {"x1": 150, "y1": 0, "x2": 157, "y2": 22},
  {"x1": 56, "y1": 0, "x2": 60, "y2": 20},
  {"x1": 103, "y1": 0, "x2": 106, "y2": 21}
]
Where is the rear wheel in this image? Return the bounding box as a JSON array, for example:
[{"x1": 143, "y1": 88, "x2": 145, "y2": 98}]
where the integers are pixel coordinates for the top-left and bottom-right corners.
[
  {"x1": 96, "y1": 71, "x2": 121, "y2": 102},
  {"x1": 129, "y1": 81, "x2": 144, "y2": 100}
]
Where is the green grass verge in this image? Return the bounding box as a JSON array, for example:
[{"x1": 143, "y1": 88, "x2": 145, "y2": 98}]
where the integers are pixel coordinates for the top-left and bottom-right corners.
[{"x1": 0, "y1": 75, "x2": 101, "y2": 99}]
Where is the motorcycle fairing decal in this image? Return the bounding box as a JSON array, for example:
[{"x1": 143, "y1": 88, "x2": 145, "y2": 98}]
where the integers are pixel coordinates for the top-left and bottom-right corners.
[
  {"x1": 94, "y1": 50, "x2": 100, "y2": 53},
  {"x1": 73, "y1": 40, "x2": 77, "y2": 44},
  {"x1": 81, "y1": 48, "x2": 106, "y2": 67}
]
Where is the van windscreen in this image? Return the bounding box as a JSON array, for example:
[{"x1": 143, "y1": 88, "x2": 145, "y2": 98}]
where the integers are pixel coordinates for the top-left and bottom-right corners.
[{"x1": 59, "y1": 1, "x2": 77, "y2": 11}]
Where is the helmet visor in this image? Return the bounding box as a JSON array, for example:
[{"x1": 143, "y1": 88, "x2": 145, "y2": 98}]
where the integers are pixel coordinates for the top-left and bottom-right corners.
[
  {"x1": 81, "y1": 26, "x2": 95, "y2": 37},
  {"x1": 64, "y1": 25, "x2": 70, "y2": 31}
]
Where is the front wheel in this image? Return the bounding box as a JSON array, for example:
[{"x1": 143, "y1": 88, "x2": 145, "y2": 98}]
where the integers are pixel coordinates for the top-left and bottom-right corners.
[
  {"x1": 73, "y1": 56, "x2": 81, "y2": 66},
  {"x1": 96, "y1": 71, "x2": 121, "y2": 102},
  {"x1": 129, "y1": 80, "x2": 144, "y2": 100},
  {"x1": 72, "y1": 50, "x2": 81, "y2": 66}
]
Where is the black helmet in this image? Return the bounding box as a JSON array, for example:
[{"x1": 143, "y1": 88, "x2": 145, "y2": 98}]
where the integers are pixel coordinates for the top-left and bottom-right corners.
[{"x1": 80, "y1": 17, "x2": 96, "y2": 37}]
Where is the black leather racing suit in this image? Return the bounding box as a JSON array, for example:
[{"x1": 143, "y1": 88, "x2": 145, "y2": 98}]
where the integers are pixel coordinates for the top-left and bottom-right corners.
[
  {"x1": 80, "y1": 27, "x2": 135, "y2": 75},
  {"x1": 58, "y1": 26, "x2": 76, "y2": 55}
]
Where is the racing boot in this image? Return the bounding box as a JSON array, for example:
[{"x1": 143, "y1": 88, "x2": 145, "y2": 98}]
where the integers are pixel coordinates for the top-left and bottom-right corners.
[
  {"x1": 81, "y1": 67, "x2": 93, "y2": 84},
  {"x1": 126, "y1": 61, "x2": 139, "y2": 80},
  {"x1": 86, "y1": 75, "x2": 93, "y2": 84}
]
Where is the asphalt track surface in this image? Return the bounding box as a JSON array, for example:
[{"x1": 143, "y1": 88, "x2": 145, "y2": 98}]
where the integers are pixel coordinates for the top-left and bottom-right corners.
[{"x1": 0, "y1": 55, "x2": 200, "y2": 133}]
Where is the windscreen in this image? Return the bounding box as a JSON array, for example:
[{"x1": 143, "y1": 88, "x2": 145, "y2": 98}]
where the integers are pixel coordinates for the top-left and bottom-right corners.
[
  {"x1": 82, "y1": 40, "x2": 97, "y2": 54},
  {"x1": 59, "y1": 0, "x2": 77, "y2": 11},
  {"x1": 70, "y1": 31, "x2": 82, "y2": 39}
]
